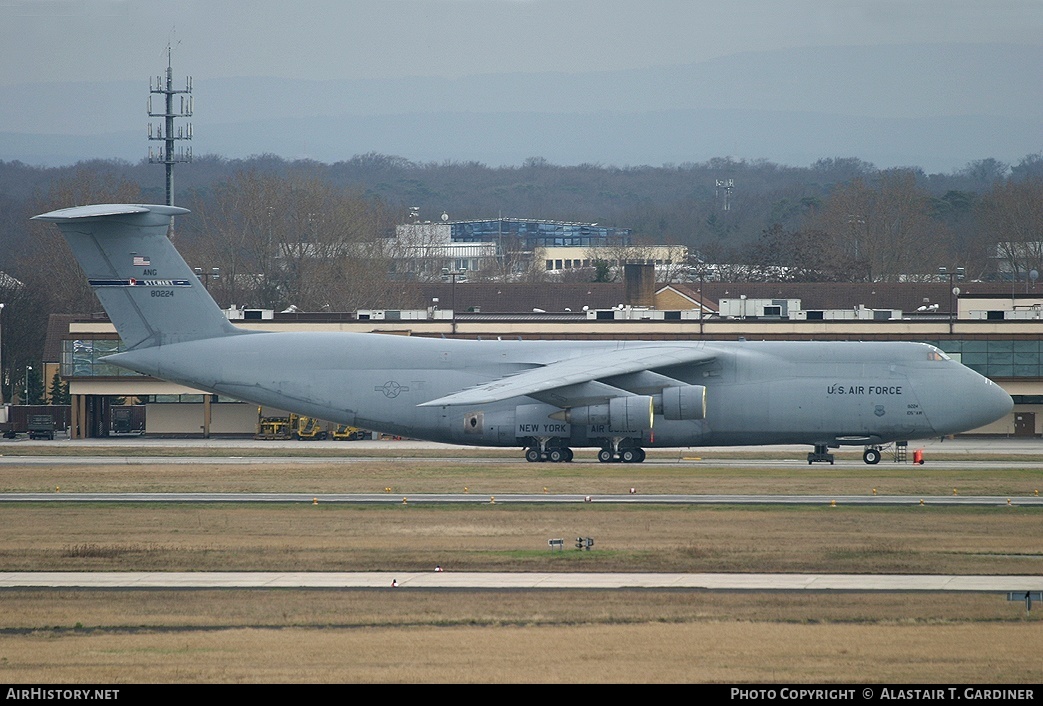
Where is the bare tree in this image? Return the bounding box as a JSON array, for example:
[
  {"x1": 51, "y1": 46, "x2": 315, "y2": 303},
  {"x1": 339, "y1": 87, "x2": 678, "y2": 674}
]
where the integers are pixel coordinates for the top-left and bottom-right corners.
[
  {"x1": 976, "y1": 177, "x2": 1043, "y2": 281},
  {"x1": 475, "y1": 233, "x2": 528, "y2": 283},
  {"x1": 746, "y1": 224, "x2": 862, "y2": 282},
  {"x1": 0, "y1": 279, "x2": 50, "y2": 404},
  {"x1": 185, "y1": 169, "x2": 286, "y2": 309},
  {"x1": 585, "y1": 241, "x2": 688, "y2": 283},
  {"x1": 804, "y1": 170, "x2": 951, "y2": 281},
  {"x1": 186, "y1": 168, "x2": 398, "y2": 312}
]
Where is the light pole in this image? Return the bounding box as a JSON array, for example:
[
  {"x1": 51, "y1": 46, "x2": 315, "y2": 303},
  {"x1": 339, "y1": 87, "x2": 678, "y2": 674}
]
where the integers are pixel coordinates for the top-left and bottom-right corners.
[
  {"x1": 0, "y1": 302, "x2": 5, "y2": 406},
  {"x1": 193, "y1": 267, "x2": 220, "y2": 292},
  {"x1": 24, "y1": 365, "x2": 32, "y2": 406},
  {"x1": 696, "y1": 270, "x2": 706, "y2": 337},
  {"x1": 847, "y1": 215, "x2": 864, "y2": 259},
  {"x1": 442, "y1": 267, "x2": 463, "y2": 336},
  {"x1": 939, "y1": 267, "x2": 964, "y2": 335}
]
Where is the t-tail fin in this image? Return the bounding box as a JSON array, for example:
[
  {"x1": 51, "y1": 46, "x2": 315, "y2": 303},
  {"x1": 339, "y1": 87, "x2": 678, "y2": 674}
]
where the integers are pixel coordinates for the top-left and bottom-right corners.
[{"x1": 33, "y1": 204, "x2": 244, "y2": 349}]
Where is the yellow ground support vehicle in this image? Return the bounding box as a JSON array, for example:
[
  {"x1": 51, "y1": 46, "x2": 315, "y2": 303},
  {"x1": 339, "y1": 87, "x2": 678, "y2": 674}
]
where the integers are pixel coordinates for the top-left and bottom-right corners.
[
  {"x1": 331, "y1": 424, "x2": 367, "y2": 440},
  {"x1": 255, "y1": 408, "x2": 292, "y2": 440},
  {"x1": 292, "y1": 414, "x2": 328, "y2": 440},
  {"x1": 256, "y1": 409, "x2": 361, "y2": 440}
]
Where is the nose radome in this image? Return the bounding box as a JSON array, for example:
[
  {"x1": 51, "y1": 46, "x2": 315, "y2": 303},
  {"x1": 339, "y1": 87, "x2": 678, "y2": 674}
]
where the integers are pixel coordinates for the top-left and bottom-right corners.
[
  {"x1": 959, "y1": 377, "x2": 1013, "y2": 432},
  {"x1": 930, "y1": 371, "x2": 1013, "y2": 437},
  {"x1": 983, "y1": 380, "x2": 1014, "y2": 425}
]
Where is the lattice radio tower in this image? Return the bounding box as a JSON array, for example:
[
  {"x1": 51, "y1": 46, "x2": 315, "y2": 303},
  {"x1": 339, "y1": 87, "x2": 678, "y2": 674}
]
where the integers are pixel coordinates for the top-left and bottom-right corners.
[
  {"x1": 715, "y1": 178, "x2": 734, "y2": 211},
  {"x1": 148, "y1": 46, "x2": 193, "y2": 227}
]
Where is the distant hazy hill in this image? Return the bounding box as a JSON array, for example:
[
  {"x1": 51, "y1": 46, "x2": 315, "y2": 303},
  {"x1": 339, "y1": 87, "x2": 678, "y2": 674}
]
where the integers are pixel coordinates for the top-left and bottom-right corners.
[{"x1": 2, "y1": 43, "x2": 1040, "y2": 171}]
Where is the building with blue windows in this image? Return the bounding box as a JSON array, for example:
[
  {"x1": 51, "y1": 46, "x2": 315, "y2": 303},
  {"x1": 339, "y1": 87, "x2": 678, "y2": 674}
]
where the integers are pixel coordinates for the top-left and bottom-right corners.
[
  {"x1": 390, "y1": 216, "x2": 636, "y2": 279},
  {"x1": 447, "y1": 218, "x2": 631, "y2": 249}
]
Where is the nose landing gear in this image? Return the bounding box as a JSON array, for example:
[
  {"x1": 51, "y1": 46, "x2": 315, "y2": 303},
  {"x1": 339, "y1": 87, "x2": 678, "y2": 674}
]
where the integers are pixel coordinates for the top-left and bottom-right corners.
[{"x1": 862, "y1": 447, "x2": 882, "y2": 465}]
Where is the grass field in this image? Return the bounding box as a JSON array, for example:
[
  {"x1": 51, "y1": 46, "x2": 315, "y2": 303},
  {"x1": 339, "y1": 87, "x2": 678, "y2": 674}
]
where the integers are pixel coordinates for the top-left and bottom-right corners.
[{"x1": 0, "y1": 456, "x2": 1040, "y2": 683}]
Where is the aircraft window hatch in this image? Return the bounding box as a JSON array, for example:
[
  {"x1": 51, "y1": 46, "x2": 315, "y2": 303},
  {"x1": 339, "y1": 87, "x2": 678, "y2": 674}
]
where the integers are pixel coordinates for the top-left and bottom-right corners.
[{"x1": 928, "y1": 349, "x2": 951, "y2": 362}]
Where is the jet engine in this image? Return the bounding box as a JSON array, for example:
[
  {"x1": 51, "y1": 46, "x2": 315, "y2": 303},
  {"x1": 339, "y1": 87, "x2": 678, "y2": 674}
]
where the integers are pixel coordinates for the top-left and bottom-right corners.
[
  {"x1": 659, "y1": 385, "x2": 706, "y2": 421},
  {"x1": 560, "y1": 395, "x2": 655, "y2": 432}
]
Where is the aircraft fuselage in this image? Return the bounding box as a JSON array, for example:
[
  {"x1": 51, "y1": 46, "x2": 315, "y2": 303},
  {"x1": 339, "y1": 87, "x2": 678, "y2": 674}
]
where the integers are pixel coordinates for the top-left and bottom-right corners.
[
  {"x1": 109, "y1": 333, "x2": 1010, "y2": 451},
  {"x1": 34, "y1": 203, "x2": 1013, "y2": 465}
]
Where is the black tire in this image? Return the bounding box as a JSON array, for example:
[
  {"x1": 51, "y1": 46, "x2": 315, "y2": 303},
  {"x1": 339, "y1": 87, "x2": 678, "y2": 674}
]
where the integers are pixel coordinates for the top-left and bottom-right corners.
[
  {"x1": 621, "y1": 448, "x2": 638, "y2": 463},
  {"x1": 525, "y1": 448, "x2": 541, "y2": 463},
  {"x1": 863, "y1": 448, "x2": 881, "y2": 465},
  {"x1": 548, "y1": 449, "x2": 565, "y2": 463},
  {"x1": 597, "y1": 449, "x2": 615, "y2": 463}
]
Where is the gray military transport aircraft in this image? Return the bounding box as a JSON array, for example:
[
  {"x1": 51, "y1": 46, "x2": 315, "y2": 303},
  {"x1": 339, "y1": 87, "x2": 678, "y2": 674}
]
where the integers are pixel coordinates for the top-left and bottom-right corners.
[{"x1": 34, "y1": 204, "x2": 1013, "y2": 465}]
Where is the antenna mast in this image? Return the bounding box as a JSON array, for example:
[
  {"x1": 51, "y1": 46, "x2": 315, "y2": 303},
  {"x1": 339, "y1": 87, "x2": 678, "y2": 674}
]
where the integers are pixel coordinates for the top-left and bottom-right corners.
[
  {"x1": 715, "y1": 178, "x2": 734, "y2": 211},
  {"x1": 148, "y1": 45, "x2": 193, "y2": 227}
]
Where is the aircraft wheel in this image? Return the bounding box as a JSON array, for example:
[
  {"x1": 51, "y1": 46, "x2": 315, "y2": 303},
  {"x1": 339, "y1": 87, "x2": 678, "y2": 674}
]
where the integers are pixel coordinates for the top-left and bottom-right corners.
[
  {"x1": 620, "y1": 448, "x2": 639, "y2": 463},
  {"x1": 635, "y1": 448, "x2": 646, "y2": 463},
  {"x1": 548, "y1": 448, "x2": 566, "y2": 463},
  {"x1": 525, "y1": 448, "x2": 541, "y2": 463},
  {"x1": 863, "y1": 448, "x2": 882, "y2": 465},
  {"x1": 563, "y1": 447, "x2": 574, "y2": 462},
  {"x1": 597, "y1": 449, "x2": 615, "y2": 463}
]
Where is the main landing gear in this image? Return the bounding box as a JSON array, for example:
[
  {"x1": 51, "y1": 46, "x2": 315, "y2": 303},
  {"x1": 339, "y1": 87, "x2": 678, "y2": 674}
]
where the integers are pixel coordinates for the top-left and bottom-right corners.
[
  {"x1": 862, "y1": 446, "x2": 882, "y2": 465},
  {"x1": 521, "y1": 440, "x2": 647, "y2": 463},
  {"x1": 524, "y1": 442, "x2": 574, "y2": 463},
  {"x1": 597, "y1": 437, "x2": 646, "y2": 463},
  {"x1": 597, "y1": 447, "x2": 645, "y2": 463}
]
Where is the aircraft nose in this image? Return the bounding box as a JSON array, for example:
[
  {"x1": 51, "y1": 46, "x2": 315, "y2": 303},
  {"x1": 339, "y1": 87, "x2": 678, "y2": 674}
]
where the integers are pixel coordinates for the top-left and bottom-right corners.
[
  {"x1": 946, "y1": 375, "x2": 1013, "y2": 434},
  {"x1": 981, "y1": 379, "x2": 1014, "y2": 426}
]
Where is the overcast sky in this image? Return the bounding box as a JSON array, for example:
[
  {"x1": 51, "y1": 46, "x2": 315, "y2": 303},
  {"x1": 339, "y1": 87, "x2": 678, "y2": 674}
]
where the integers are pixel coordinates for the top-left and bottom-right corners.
[
  {"x1": 4, "y1": 0, "x2": 1042, "y2": 86},
  {"x1": 2, "y1": 1, "x2": 1041, "y2": 171}
]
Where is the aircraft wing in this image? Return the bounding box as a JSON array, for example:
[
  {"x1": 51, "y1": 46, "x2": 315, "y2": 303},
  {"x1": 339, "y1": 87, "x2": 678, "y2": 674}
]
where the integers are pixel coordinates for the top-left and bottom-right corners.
[{"x1": 419, "y1": 346, "x2": 715, "y2": 407}]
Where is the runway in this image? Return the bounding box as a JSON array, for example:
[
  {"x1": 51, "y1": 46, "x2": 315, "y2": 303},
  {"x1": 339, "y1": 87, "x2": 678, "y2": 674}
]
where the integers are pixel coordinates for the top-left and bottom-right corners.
[
  {"x1": 1, "y1": 571, "x2": 1041, "y2": 591},
  {"x1": 2, "y1": 435, "x2": 1043, "y2": 469},
  {"x1": 1, "y1": 491, "x2": 1041, "y2": 506},
  {"x1": 2, "y1": 435, "x2": 1041, "y2": 506},
  {"x1": 2, "y1": 436, "x2": 1038, "y2": 598}
]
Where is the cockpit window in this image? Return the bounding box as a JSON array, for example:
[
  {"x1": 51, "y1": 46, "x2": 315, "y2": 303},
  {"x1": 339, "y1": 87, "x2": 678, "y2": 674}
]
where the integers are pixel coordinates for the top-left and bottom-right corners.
[{"x1": 927, "y1": 348, "x2": 951, "y2": 362}]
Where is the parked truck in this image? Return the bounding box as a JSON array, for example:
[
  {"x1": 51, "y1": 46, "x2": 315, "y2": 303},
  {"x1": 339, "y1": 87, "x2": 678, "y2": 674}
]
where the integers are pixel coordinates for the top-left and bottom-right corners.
[{"x1": 27, "y1": 414, "x2": 56, "y2": 440}]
